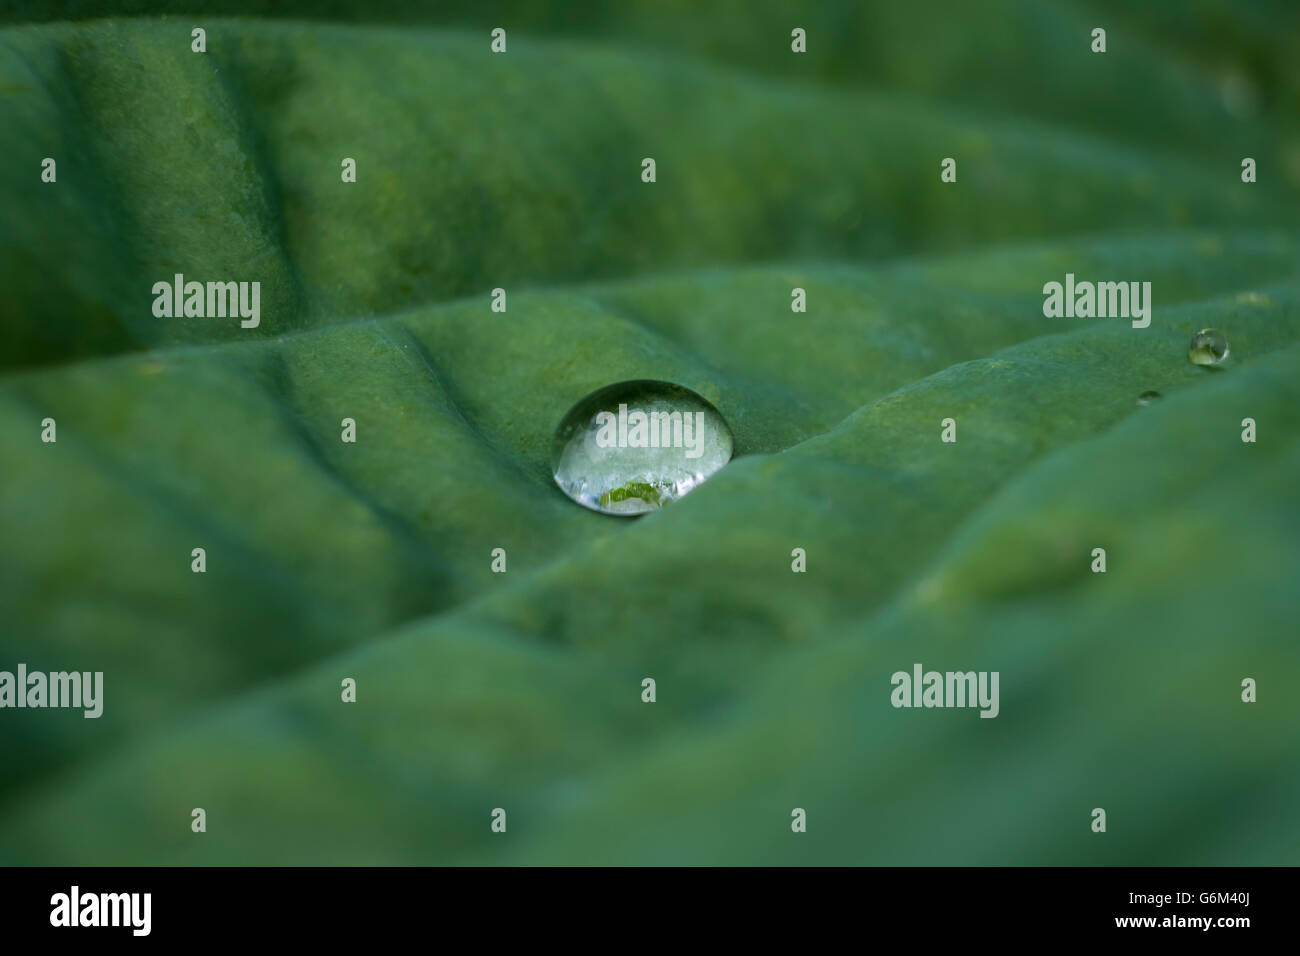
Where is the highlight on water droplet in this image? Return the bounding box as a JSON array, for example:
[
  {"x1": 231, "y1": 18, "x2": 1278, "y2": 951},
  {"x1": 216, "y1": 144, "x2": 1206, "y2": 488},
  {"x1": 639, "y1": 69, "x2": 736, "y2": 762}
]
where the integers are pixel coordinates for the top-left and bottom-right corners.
[
  {"x1": 1188, "y1": 328, "x2": 1229, "y2": 366},
  {"x1": 551, "y1": 380, "x2": 733, "y2": 516},
  {"x1": 1136, "y1": 391, "x2": 1161, "y2": 406}
]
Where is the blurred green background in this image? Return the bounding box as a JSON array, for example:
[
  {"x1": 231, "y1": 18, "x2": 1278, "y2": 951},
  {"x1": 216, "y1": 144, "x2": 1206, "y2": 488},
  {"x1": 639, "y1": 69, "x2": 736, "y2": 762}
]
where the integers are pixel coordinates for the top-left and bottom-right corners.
[{"x1": 1, "y1": 1, "x2": 1297, "y2": 864}]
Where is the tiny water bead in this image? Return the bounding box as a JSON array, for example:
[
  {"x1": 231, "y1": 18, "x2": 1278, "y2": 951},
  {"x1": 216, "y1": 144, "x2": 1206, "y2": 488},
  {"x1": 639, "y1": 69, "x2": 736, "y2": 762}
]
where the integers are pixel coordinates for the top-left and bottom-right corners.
[
  {"x1": 551, "y1": 380, "x2": 734, "y2": 516},
  {"x1": 1188, "y1": 328, "x2": 1229, "y2": 366},
  {"x1": 1136, "y1": 391, "x2": 1161, "y2": 406}
]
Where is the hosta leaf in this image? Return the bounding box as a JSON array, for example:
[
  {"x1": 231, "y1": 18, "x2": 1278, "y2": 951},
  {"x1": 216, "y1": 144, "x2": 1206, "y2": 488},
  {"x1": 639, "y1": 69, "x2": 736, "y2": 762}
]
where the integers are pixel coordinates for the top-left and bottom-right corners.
[{"x1": 1, "y1": 4, "x2": 1297, "y2": 864}]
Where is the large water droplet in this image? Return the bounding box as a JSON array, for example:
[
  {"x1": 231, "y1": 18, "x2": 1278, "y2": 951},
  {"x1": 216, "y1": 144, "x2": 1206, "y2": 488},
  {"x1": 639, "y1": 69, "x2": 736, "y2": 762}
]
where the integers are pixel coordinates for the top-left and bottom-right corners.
[
  {"x1": 552, "y1": 380, "x2": 733, "y2": 516},
  {"x1": 1188, "y1": 328, "x2": 1229, "y2": 366}
]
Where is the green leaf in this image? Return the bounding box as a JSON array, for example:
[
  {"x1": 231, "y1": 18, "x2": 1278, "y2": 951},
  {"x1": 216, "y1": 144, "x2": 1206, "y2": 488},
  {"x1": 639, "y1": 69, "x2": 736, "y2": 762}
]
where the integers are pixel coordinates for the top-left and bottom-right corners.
[{"x1": 1, "y1": 6, "x2": 1297, "y2": 864}]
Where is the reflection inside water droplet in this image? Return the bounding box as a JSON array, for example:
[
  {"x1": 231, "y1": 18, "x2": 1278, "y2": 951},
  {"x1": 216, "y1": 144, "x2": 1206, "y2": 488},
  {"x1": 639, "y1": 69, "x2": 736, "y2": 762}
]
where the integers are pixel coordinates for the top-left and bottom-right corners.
[
  {"x1": 1136, "y1": 391, "x2": 1161, "y2": 406},
  {"x1": 1188, "y1": 328, "x2": 1229, "y2": 366},
  {"x1": 552, "y1": 380, "x2": 734, "y2": 516}
]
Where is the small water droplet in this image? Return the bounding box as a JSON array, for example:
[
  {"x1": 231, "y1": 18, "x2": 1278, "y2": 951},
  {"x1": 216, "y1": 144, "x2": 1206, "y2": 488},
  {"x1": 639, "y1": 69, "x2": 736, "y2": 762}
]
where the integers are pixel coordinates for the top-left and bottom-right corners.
[
  {"x1": 1188, "y1": 328, "x2": 1229, "y2": 366},
  {"x1": 552, "y1": 380, "x2": 733, "y2": 516},
  {"x1": 1136, "y1": 391, "x2": 1161, "y2": 406}
]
